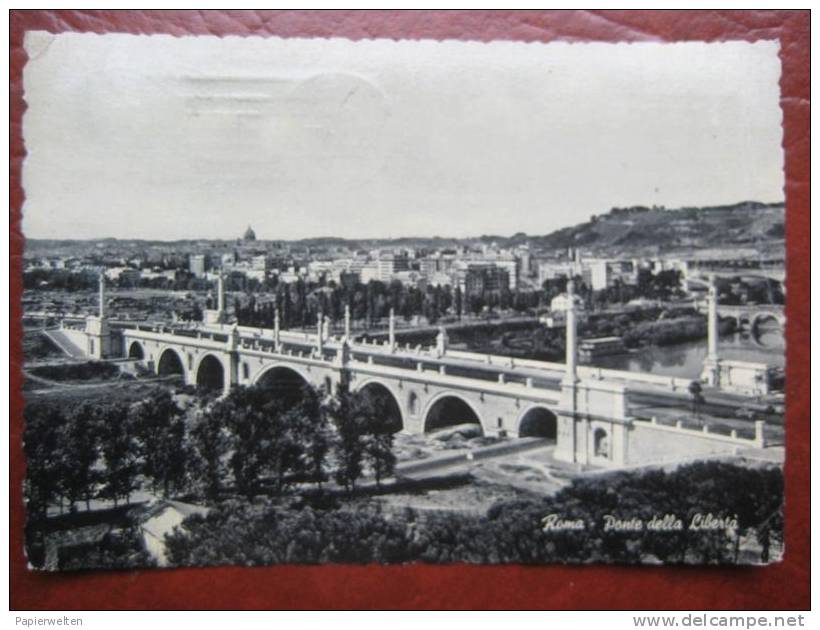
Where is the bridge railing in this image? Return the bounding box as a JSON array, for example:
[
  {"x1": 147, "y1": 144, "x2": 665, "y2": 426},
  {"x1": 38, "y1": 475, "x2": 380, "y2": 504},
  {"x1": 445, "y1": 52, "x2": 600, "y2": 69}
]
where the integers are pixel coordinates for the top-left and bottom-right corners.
[{"x1": 631, "y1": 415, "x2": 764, "y2": 447}]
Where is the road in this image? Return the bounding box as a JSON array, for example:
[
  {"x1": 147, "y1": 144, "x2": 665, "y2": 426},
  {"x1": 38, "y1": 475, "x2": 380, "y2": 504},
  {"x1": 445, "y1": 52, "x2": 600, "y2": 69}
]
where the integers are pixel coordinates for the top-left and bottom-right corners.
[{"x1": 395, "y1": 437, "x2": 552, "y2": 479}]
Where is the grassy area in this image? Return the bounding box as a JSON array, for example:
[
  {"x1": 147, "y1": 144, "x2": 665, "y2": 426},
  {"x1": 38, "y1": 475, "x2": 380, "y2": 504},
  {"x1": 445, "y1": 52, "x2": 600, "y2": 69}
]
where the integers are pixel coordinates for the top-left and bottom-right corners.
[
  {"x1": 29, "y1": 361, "x2": 120, "y2": 382},
  {"x1": 23, "y1": 329, "x2": 64, "y2": 361},
  {"x1": 24, "y1": 381, "x2": 174, "y2": 406}
]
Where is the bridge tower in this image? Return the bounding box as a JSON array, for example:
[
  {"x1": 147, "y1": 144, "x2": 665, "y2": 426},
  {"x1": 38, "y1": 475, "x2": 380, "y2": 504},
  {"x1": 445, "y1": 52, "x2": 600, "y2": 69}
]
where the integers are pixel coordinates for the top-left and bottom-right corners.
[
  {"x1": 84, "y1": 272, "x2": 113, "y2": 359},
  {"x1": 435, "y1": 326, "x2": 449, "y2": 357},
  {"x1": 316, "y1": 312, "x2": 324, "y2": 356},
  {"x1": 388, "y1": 308, "x2": 396, "y2": 351},
  {"x1": 556, "y1": 279, "x2": 582, "y2": 463},
  {"x1": 554, "y1": 279, "x2": 631, "y2": 467},
  {"x1": 273, "y1": 308, "x2": 281, "y2": 350},
  {"x1": 344, "y1": 304, "x2": 351, "y2": 339},
  {"x1": 203, "y1": 273, "x2": 227, "y2": 325},
  {"x1": 701, "y1": 274, "x2": 721, "y2": 386},
  {"x1": 564, "y1": 279, "x2": 578, "y2": 380},
  {"x1": 322, "y1": 314, "x2": 331, "y2": 340}
]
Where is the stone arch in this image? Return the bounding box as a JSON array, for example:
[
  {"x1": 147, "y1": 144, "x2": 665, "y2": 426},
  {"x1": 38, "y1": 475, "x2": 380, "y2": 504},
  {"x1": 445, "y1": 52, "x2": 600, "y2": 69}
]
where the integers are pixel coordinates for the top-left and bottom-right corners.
[
  {"x1": 355, "y1": 380, "x2": 404, "y2": 433},
  {"x1": 195, "y1": 353, "x2": 226, "y2": 393},
  {"x1": 157, "y1": 347, "x2": 185, "y2": 378},
  {"x1": 127, "y1": 340, "x2": 145, "y2": 360},
  {"x1": 517, "y1": 406, "x2": 558, "y2": 440},
  {"x1": 422, "y1": 392, "x2": 483, "y2": 434},
  {"x1": 252, "y1": 363, "x2": 313, "y2": 388},
  {"x1": 253, "y1": 364, "x2": 312, "y2": 407},
  {"x1": 751, "y1": 312, "x2": 784, "y2": 334}
]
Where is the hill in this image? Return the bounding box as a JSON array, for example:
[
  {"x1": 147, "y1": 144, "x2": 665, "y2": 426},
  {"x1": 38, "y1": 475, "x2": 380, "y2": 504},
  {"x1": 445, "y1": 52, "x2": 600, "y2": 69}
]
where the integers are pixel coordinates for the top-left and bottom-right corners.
[{"x1": 486, "y1": 201, "x2": 785, "y2": 256}]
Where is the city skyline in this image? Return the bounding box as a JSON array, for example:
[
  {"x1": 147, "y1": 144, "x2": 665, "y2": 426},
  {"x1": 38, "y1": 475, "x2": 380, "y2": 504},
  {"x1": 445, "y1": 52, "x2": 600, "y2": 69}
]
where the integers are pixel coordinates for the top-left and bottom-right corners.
[
  {"x1": 22, "y1": 200, "x2": 787, "y2": 245},
  {"x1": 22, "y1": 33, "x2": 784, "y2": 241}
]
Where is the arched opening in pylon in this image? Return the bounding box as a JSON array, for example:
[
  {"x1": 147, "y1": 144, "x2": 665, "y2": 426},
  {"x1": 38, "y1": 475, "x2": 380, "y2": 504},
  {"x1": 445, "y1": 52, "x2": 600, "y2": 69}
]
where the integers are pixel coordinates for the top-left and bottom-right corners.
[
  {"x1": 518, "y1": 407, "x2": 558, "y2": 440},
  {"x1": 128, "y1": 341, "x2": 145, "y2": 360}
]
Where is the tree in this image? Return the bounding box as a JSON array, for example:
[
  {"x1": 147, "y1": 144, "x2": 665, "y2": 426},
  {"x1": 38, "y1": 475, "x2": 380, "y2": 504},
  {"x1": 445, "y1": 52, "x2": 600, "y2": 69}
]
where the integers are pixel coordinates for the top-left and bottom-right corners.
[
  {"x1": 294, "y1": 385, "x2": 333, "y2": 488},
  {"x1": 264, "y1": 403, "x2": 303, "y2": 495},
  {"x1": 210, "y1": 387, "x2": 275, "y2": 499},
  {"x1": 161, "y1": 461, "x2": 783, "y2": 566},
  {"x1": 61, "y1": 403, "x2": 101, "y2": 510},
  {"x1": 23, "y1": 401, "x2": 66, "y2": 519},
  {"x1": 359, "y1": 391, "x2": 397, "y2": 488},
  {"x1": 327, "y1": 388, "x2": 368, "y2": 492},
  {"x1": 190, "y1": 406, "x2": 231, "y2": 501},
  {"x1": 97, "y1": 403, "x2": 141, "y2": 506},
  {"x1": 210, "y1": 385, "x2": 314, "y2": 499},
  {"x1": 131, "y1": 392, "x2": 189, "y2": 498}
]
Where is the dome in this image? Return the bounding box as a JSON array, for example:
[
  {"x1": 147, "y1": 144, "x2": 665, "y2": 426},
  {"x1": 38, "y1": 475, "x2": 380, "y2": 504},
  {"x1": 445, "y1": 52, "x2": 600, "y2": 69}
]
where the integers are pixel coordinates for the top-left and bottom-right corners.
[{"x1": 243, "y1": 225, "x2": 256, "y2": 241}]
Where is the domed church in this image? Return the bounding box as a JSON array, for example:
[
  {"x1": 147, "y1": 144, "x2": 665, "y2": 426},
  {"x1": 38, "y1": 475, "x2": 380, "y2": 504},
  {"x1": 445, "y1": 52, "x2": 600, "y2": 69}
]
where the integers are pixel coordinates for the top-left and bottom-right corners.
[{"x1": 243, "y1": 225, "x2": 256, "y2": 242}]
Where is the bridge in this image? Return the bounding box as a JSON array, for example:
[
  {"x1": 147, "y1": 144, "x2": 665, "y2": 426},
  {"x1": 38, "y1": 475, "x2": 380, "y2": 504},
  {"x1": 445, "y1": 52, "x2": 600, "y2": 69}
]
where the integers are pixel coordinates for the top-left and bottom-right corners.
[
  {"x1": 690, "y1": 269, "x2": 785, "y2": 283},
  {"x1": 44, "y1": 275, "x2": 779, "y2": 469},
  {"x1": 694, "y1": 302, "x2": 785, "y2": 332}
]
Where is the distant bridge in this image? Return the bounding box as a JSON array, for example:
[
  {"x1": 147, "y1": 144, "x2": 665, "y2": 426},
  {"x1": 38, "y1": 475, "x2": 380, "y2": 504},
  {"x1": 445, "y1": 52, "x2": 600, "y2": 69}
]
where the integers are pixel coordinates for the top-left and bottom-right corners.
[
  {"x1": 694, "y1": 302, "x2": 785, "y2": 331},
  {"x1": 687, "y1": 268, "x2": 785, "y2": 284}
]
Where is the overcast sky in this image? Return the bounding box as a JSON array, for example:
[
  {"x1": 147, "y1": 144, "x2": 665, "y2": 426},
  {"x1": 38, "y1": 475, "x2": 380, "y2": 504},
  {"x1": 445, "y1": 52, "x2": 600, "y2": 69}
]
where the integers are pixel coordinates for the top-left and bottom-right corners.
[{"x1": 22, "y1": 33, "x2": 784, "y2": 241}]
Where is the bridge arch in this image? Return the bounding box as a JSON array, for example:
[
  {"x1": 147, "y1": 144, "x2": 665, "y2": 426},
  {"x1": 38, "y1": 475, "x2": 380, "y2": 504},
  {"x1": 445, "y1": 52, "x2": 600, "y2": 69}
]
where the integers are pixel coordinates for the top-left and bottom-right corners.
[
  {"x1": 751, "y1": 311, "x2": 785, "y2": 333},
  {"x1": 353, "y1": 379, "x2": 404, "y2": 433},
  {"x1": 157, "y1": 347, "x2": 185, "y2": 378},
  {"x1": 127, "y1": 340, "x2": 145, "y2": 360},
  {"x1": 516, "y1": 405, "x2": 558, "y2": 440},
  {"x1": 253, "y1": 364, "x2": 313, "y2": 407},
  {"x1": 194, "y1": 353, "x2": 226, "y2": 393},
  {"x1": 422, "y1": 392, "x2": 483, "y2": 435}
]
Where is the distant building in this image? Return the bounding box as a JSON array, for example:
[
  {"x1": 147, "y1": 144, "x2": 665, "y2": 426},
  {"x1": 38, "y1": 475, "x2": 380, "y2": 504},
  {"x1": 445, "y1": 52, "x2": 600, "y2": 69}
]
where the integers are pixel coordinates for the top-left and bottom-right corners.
[
  {"x1": 492, "y1": 255, "x2": 520, "y2": 290},
  {"x1": 588, "y1": 259, "x2": 638, "y2": 291},
  {"x1": 220, "y1": 252, "x2": 237, "y2": 270},
  {"x1": 456, "y1": 263, "x2": 509, "y2": 296},
  {"x1": 392, "y1": 270, "x2": 426, "y2": 289},
  {"x1": 189, "y1": 254, "x2": 207, "y2": 278},
  {"x1": 243, "y1": 225, "x2": 257, "y2": 241},
  {"x1": 250, "y1": 255, "x2": 268, "y2": 272},
  {"x1": 419, "y1": 253, "x2": 457, "y2": 276},
  {"x1": 104, "y1": 267, "x2": 142, "y2": 286},
  {"x1": 542, "y1": 291, "x2": 586, "y2": 327},
  {"x1": 537, "y1": 260, "x2": 585, "y2": 286},
  {"x1": 377, "y1": 253, "x2": 410, "y2": 282}
]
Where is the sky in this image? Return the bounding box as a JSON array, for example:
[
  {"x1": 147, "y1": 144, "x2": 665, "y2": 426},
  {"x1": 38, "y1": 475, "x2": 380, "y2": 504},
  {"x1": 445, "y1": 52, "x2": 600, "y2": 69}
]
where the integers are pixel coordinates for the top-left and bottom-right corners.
[{"x1": 22, "y1": 33, "x2": 784, "y2": 241}]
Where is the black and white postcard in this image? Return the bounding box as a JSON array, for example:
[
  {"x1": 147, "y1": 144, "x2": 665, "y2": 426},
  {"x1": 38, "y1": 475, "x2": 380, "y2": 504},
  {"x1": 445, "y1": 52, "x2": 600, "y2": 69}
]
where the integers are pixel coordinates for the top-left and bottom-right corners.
[{"x1": 21, "y1": 32, "x2": 786, "y2": 570}]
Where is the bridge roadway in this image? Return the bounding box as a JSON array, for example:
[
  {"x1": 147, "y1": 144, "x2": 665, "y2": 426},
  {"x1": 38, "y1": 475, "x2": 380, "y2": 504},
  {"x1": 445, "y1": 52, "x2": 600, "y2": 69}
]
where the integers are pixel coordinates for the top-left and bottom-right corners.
[
  {"x1": 127, "y1": 320, "x2": 701, "y2": 391},
  {"x1": 119, "y1": 321, "x2": 748, "y2": 436}
]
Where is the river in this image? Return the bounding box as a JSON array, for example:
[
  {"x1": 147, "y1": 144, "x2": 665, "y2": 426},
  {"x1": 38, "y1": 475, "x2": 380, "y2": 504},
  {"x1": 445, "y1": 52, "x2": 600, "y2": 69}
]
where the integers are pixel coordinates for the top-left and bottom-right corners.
[{"x1": 588, "y1": 325, "x2": 785, "y2": 379}]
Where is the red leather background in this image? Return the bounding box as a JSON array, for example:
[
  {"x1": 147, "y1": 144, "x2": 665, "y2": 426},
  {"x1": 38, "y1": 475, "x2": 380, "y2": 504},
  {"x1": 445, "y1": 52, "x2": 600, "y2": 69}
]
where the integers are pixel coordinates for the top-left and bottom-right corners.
[{"x1": 9, "y1": 10, "x2": 810, "y2": 610}]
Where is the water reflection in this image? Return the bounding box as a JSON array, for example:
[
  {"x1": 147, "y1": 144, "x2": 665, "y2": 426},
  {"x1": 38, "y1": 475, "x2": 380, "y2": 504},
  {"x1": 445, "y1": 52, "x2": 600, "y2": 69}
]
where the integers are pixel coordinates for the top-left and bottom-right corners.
[{"x1": 591, "y1": 330, "x2": 785, "y2": 379}]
